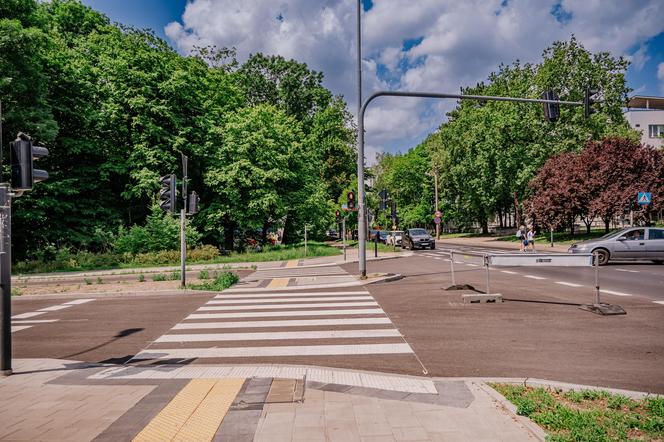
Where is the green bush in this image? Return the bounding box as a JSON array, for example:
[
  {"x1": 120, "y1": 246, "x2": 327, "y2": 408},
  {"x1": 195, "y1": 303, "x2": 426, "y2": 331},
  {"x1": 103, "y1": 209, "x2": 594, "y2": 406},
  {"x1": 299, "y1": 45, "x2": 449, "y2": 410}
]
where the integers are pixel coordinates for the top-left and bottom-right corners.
[
  {"x1": 152, "y1": 274, "x2": 166, "y2": 281},
  {"x1": 114, "y1": 205, "x2": 202, "y2": 254},
  {"x1": 189, "y1": 272, "x2": 239, "y2": 292}
]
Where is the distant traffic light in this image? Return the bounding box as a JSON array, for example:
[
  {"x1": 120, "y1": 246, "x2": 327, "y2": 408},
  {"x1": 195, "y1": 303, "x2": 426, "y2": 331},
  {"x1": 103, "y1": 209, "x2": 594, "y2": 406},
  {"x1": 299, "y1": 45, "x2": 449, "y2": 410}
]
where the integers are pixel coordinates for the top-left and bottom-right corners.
[
  {"x1": 159, "y1": 173, "x2": 177, "y2": 214},
  {"x1": 335, "y1": 209, "x2": 341, "y2": 222},
  {"x1": 10, "y1": 133, "x2": 49, "y2": 191},
  {"x1": 379, "y1": 189, "x2": 388, "y2": 210},
  {"x1": 347, "y1": 191, "x2": 356, "y2": 210},
  {"x1": 541, "y1": 90, "x2": 559, "y2": 122},
  {"x1": 584, "y1": 87, "x2": 599, "y2": 118},
  {"x1": 391, "y1": 200, "x2": 397, "y2": 219},
  {"x1": 187, "y1": 191, "x2": 200, "y2": 215}
]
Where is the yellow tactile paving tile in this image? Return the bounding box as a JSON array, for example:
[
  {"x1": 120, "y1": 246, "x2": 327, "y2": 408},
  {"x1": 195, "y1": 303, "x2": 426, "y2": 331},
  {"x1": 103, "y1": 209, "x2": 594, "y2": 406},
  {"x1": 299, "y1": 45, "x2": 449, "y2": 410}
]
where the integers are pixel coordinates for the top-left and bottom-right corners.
[
  {"x1": 133, "y1": 379, "x2": 216, "y2": 442},
  {"x1": 285, "y1": 259, "x2": 299, "y2": 268},
  {"x1": 172, "y1": 378, "x2": 244, "y2": 442},
  {"x1": 266, "y1": 278, "x2": 290, "y2": 288}
]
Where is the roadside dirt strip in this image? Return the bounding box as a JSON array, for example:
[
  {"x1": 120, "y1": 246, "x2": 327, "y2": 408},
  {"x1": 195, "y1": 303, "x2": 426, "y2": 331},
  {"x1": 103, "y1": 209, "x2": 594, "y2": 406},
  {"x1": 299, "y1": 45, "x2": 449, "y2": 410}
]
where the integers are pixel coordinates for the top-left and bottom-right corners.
[{"x1": 131, "y1": 284, "x2": 426, "y2": 376}]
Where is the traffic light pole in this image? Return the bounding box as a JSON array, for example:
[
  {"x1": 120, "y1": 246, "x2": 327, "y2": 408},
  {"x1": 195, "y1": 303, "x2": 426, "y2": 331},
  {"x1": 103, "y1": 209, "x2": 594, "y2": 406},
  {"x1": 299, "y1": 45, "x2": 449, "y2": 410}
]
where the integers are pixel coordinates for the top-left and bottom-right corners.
[
  {"x1": 356, "y1": 90, "x2": 584, "y2": 277},
  {"x1": 181, "y1": 155, "x2": 188, "y2": 289},
  {"x1": 0, "y1": 185, "x2": 11, "y2": 376}
]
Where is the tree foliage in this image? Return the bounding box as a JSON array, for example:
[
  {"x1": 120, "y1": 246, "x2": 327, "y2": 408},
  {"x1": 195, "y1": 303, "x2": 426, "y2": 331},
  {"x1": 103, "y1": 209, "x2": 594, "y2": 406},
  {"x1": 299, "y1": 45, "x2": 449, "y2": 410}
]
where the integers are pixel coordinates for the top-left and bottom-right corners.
[{"x1": 1, "y1": 0, "x2": 356, "y2": 259}]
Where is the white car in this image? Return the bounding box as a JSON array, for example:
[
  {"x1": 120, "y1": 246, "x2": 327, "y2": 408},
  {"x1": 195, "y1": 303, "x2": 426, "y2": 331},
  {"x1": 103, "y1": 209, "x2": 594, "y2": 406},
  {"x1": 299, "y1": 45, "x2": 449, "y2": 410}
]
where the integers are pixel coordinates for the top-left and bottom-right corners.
[{"x1": 387, "y1": 230, "x2": 404, "y2": 246}]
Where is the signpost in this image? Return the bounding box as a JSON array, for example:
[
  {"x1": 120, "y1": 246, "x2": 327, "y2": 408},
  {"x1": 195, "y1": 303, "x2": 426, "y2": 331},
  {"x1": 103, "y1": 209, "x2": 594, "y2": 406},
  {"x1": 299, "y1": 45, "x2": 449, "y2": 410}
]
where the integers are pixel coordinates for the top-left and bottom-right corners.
[{"x1": 638, "y1": 192, "x2": 651, "y2": 205}]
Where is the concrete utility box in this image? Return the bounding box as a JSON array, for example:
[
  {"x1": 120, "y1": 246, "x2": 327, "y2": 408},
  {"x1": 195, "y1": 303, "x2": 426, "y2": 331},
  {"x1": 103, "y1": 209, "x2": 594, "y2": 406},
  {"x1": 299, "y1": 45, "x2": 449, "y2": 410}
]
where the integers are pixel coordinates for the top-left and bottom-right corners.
[{"x1": 462, "y1": 294, "x2": 503, "y2": 304}]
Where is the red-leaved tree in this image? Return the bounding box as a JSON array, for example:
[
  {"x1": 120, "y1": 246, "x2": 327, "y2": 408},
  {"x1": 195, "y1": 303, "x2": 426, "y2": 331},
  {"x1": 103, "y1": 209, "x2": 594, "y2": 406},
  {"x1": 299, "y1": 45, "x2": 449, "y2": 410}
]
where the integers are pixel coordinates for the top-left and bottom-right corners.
[{"x1": 527, "y1": 137, "x2": 664, "y2": 233}]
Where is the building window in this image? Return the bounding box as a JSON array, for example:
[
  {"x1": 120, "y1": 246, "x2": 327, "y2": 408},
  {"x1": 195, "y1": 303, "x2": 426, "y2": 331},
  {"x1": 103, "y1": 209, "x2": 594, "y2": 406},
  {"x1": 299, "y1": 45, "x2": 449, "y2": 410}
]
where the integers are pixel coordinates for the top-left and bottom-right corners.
[{"x1": 648, "y1": 124, "x2": 664, "y2": 138}]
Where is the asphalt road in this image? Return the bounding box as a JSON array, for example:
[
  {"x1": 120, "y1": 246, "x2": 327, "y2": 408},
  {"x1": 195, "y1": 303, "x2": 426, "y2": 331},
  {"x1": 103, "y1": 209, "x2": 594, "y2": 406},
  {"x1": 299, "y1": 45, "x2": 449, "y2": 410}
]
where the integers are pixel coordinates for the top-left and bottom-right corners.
[{"x1": 8, "y1": 250, "x2": 664, "y2": 393}]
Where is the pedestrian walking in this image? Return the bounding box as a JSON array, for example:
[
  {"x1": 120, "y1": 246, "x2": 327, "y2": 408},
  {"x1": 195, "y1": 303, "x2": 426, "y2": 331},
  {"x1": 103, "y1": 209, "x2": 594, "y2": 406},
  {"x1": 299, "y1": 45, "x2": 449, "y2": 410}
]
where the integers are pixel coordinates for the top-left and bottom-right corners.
[
  {"x1": 527, "y1": 226, "x2": 535, "y2": 252},
  {"x1": 516, "y1": 225, "x2": 526, "y2": 252}
]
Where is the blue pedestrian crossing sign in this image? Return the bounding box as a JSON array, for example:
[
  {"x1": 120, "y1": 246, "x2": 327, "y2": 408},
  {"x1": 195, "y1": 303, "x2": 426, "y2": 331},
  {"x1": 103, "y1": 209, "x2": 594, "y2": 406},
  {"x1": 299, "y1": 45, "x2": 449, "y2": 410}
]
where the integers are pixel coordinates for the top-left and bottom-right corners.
[{"x1": 637, "y1": 192, "x2": 651, "y2": 205}]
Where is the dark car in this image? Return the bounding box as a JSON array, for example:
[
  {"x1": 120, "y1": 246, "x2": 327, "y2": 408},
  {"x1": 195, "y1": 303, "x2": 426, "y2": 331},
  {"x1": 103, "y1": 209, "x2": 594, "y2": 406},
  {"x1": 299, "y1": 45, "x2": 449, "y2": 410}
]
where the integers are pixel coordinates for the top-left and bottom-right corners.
[
  {"x1": 378, "y1": 231, "x2": 388, "y2": 244},
  {"x1": 402, "y1": 228, "x2": 435, "y2": 250}
]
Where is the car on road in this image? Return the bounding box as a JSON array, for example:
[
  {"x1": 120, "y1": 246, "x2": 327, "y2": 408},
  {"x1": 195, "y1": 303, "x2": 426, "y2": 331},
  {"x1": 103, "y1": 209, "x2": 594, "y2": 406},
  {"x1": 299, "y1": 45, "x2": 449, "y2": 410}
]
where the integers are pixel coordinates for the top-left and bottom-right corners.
[
  {"x1": 387, "y1": 230, "x2": 404, "y2": 246},
  {"x1": 378, "y1": 230, "x2": 388, "y2": 244},
  {"x1": 568, "y1": 226, "x2": 664, "y2": 265},
  {"x1": 402, "y1": 228, "x2": 435, "y2": 250}
]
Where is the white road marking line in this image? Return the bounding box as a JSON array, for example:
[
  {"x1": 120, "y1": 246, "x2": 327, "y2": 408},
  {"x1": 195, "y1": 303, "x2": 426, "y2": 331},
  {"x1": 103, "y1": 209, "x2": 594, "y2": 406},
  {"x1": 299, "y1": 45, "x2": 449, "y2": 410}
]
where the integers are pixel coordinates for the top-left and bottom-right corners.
[
  {"x1": 156, "y1": 329, "x2": 402, "y2": 343},
  {"x1": 186, "y1": 308, "x2": 385, "y2": 320},
  {"x1": 524, "y1": 275, "x2": 547, "y2": 280},
  {"x1": 434, "y1": 257, "x2": 442, "y2": 260},
  {"x1": 215, "y1": 291, "x2": 369, "y2": 299},
  {"x1": 555, "y1": 282, "x2": 583, "y2": 287},
  {"x1": 12, "y1": 319, "x2": 59, "y2": 324},
  {"x1": 501, "y1": 270, "x2": 518, "y2": 275},
  {"x1": 12, "y1": 311, "x2": 48, "y2": 319},
  {"x1": 11, "y1": 325, "x2": 32, "y2": 333},
  {"x1": 615, "y1": 269, "x2": 640, "y2": 273},
  {"x1": 198, "y1": 301, "x2": 379, "y2": 311},
  {"x1": 38, "y1": 305, "x2": 73, "y2": 312},
  {"x1": 134, "y1": 343, "x2": 414, "y2": 359},
  {"x1": 600, "y1": 289, "x2": 633, "y2": 297},
  {"x1": 64, "y1": 299, "x2": 95, "y2": 305},
  {"x1": 466, "y1": 263, "x2": 479, "y2": 267},
  {"x1": 653, "y1": 301, "x2": 664, "y2": 305},
  {"x1": 173, "y1": 318, "x2": 393, "y2": 329},
  {"x1": 207, "y1": 296, "x2": 373, "y2": 304}
]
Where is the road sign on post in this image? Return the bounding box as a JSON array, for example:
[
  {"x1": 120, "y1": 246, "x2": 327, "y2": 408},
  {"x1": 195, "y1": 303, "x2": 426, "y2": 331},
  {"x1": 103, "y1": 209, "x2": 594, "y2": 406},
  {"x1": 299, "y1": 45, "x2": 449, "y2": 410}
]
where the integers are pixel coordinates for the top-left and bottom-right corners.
[
  {"x1": 638, "y1": 192, "x2": 651, "y2": 205},
  {"x1": 435, "y1": 210, "x2": 442, "y2": 218},
  {"x1": 434, "y1": 217, "x2": 441, "y2": 224}
]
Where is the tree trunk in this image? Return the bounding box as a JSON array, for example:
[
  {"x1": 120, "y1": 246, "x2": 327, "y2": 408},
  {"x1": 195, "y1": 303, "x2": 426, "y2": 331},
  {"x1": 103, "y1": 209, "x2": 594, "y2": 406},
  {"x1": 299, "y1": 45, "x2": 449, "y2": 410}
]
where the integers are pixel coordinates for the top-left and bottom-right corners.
[
  {"x1": 569, "y1": 220, "x2": 575, "y2": 236},
  {"x1": 261, "y1": 219, "x2": 270, "y2": 245},
  {"x1": 583, "y1": 218, "x2": 591, "y2": 235},
  {"x1": 223, "y1": 219, "x2": 235, "y2": 251},
  {"x1": 513, "y1": 192, "x2": 521, "y2": 227},
  {"x1": 481, "y1": 217, "x2": 489, "y2": 235},
  {"x1": 281, "y1": 215, "x2": 294, "y2": 245},
  {"x1": 604, "y1": 218, "x2": 610, "y2": 233},
  {"x1": 498, "y1": 208, "x2": 504, "y2": 228}
]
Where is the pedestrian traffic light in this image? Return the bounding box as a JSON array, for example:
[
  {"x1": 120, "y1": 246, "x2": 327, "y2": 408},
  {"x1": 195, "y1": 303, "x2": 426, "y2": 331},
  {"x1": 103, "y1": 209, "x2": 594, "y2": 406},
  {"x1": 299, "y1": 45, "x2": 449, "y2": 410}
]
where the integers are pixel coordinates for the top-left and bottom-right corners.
[
  {"x1": 10, "y1": 133, "x2": 49, "y2": 191},
  {"x1": 378, "y1": 189, "x2": 388, "y2": 210},
  {"x1": 391, "y1": 200, "x2": 397, "y2": 219},
  {"x1": 187, "y1": 191, "x2": 200, "y2": 215},
  {"x1": 159, "y1": 173, "x2": 177, "y2": 214},
  {"x1": 347, "y1": 191, "x2": 356, "y2": 210},
  {"x1": 541, "y1": 90, "x2": 559, "y2": 122},
  {"x1": 584, "y1": 87, "x2": 599, "y2": 118},
  {"x1": 335, "y1": 209, "x2": 341, "y2": 222}
]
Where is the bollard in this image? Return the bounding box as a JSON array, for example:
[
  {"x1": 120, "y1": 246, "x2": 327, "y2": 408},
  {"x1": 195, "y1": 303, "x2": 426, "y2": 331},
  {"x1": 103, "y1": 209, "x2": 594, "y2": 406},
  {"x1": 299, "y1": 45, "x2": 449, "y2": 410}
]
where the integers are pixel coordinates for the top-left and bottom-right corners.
[
  {"x1": 450, "y1": 251, "x2": 456, "y2": 286},
  {"x1": 594, "y1": 251, "x2": 600, "y2": 305},
  {"x1": 484, "y1": 254, "x2": 491, "y2": 294}
]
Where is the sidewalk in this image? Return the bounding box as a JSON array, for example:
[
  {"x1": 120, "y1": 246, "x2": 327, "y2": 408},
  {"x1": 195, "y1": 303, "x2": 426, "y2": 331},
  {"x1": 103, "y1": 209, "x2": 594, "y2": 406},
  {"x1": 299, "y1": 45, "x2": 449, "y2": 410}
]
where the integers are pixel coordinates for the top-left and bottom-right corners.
[
  {"x1": 437, "y1": 236, "x2": 570, "y2": 253},
  {"x1": 0, "y1": 359, "x2": 544, "y2": 441}
]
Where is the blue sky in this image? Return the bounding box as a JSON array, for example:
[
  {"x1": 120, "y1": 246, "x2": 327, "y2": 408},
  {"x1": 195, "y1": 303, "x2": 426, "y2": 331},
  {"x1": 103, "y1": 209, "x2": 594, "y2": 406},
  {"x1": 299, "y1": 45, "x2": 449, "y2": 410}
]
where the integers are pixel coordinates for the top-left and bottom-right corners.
[{"x1": 81, "y1": 0, "x2": 664, "y2": 161}]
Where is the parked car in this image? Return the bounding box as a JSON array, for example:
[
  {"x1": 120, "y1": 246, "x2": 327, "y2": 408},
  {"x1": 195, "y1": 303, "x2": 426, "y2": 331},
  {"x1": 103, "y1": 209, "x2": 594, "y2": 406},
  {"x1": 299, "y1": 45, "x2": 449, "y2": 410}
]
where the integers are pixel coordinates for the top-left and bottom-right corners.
[
  {"x1": 378, "y1": 231, "x2": 388, "y2": 244},
  {"x1": 387, "y1": 230, "x2": 404, "y2": 246},
  {"x1": 568, "y1": 227, "x2": 664, "y2": 265},
  {"x1": 402, "y1": 228, "x2": 435, "y2": 250}
]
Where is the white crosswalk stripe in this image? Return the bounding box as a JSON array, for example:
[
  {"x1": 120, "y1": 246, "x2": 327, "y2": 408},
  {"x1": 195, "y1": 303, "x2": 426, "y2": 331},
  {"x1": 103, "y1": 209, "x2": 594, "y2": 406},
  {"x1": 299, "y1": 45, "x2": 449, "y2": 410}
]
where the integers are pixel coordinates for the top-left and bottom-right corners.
[{"x1": 135, "y1": 284, "x2": 414, "y2": 361}]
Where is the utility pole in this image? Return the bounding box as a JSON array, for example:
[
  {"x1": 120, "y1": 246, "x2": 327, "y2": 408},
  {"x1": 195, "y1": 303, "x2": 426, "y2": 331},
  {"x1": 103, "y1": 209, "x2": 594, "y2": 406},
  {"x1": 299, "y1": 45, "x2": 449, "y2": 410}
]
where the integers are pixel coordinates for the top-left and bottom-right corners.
[
  {"x1": 0, "y1": 185, "x2": 11, "y2": 376},
  {"x1": 180, "y1": 154, "x2": 187, "y2": 288},
  {"x1": 433, "y1": 169, "x2": 440, "y2": 240}
]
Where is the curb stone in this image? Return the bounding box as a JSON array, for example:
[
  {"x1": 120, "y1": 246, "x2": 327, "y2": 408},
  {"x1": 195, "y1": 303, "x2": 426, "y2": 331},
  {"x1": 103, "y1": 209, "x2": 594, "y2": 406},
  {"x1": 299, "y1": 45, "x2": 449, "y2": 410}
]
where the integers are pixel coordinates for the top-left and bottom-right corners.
[{"x1": 477, "y1": 382, "x2": 547, "y2": 441}]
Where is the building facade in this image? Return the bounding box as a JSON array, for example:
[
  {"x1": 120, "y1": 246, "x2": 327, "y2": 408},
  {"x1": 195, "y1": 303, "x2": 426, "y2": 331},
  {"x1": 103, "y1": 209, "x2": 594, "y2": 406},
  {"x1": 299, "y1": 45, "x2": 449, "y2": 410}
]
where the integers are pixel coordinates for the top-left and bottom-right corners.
[{"x1": 625, "y1": 95, "x2": 664, "y2": 148}]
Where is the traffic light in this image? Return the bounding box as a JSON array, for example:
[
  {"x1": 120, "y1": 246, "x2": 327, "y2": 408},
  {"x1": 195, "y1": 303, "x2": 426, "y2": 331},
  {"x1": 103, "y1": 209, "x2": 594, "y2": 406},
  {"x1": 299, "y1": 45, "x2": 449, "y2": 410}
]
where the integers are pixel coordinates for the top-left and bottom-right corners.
[
  {"x1": 159, "y1": 174, "x2": 177, "y2": 214},
  {"x1": 391, "y1": 200, "x2": 397, "y2": 219},
  {"x1": 584, "y1": 87, "x2": 599, "y2": 118},
  {"x1": 541, "y1": 90, "x2": 559, "y2": 122},
  {"x1": 187, "y1": 191, "x2": 200, "y2": 215},
  {"x1": 378, "y1": 189, "x2": 388, "y2": 210},
  {"x1": 347, "y1": 191, "x2": 356, "y2": 210},
  {"x1": 335, "y1": 209, "x2": 341, "y2": 222},
  {"x1": 10, "y1": 133, "x2": 49, "y2": 191}
]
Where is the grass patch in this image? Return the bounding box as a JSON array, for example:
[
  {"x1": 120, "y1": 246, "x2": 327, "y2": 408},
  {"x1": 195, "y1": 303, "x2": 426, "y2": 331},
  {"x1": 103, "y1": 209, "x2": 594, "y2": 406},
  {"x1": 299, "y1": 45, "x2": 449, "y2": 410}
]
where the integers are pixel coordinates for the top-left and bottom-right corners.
[
  {"x1": 491, "y1": 384, "x2": 664, "y2": 441},
  {"x1": 170, "y1": 270, "x2": 181, "y2": 281},
  {"x1": 152, "y1": 273, "x2": 166, "y2": 282},
  {"x1": 137, "y1": 273, "x2": 145, "y2": 282},
  {"x1": 13, "y1": 242, "x2": 340, "y2": 275},
  {"x1": 495, "y1": 229, "x2": 620, "y2": 245},
  {"x1": 11, "y1": 288, "x2": 22, "y2": 297},
  {"x1": 188, "y1": 271, "x2": 239, "y2": 292},
  {"x1": 198, "y1": 269, "x2": 210, "y2": 279}
]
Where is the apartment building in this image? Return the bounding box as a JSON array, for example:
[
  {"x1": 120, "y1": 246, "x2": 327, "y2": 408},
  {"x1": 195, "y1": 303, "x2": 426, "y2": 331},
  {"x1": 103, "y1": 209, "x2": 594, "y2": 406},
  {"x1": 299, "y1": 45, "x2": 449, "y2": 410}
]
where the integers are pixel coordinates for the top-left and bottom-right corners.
[{"x1": 625, "y1": 95, "x2": 664, "y2": 148}]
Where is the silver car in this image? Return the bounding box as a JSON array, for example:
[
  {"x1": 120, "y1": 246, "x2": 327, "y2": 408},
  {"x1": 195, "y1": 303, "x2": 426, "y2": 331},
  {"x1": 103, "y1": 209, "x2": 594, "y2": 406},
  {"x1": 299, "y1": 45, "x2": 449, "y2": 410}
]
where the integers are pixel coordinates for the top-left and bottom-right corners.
[{"x1": 568, "y1": 227, "x2": 664, "y2": 265}]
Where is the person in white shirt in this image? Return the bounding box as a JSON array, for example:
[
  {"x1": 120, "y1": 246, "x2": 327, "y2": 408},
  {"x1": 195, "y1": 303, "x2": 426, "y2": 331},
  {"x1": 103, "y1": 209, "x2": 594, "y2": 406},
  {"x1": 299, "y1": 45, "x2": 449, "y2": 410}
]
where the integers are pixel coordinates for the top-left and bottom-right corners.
[{"x1": 527, "y1": 226, "x2": 535, "y2": 252}]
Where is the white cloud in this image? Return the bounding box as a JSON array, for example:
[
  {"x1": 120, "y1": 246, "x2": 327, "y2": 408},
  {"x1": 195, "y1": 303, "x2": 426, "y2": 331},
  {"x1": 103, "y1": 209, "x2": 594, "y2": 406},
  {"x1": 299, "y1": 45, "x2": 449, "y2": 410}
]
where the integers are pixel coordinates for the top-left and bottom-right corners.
[
  {"x1": 629, "y1": 44, "x2": 650, "y2": 71},
  {"x1": 657, "y1": 63, "x2": 664, "y2": 94},
  {"x1": 166, "y1": 0, "x2": 664, "y2": 157}
]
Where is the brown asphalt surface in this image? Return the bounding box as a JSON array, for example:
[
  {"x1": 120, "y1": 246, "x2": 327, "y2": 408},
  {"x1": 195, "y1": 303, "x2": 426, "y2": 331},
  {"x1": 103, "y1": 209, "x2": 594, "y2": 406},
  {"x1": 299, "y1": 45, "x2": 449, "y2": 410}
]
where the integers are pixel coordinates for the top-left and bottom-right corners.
[{"x1": 342, "y1": 252, "x2": 664, "y2": 393}]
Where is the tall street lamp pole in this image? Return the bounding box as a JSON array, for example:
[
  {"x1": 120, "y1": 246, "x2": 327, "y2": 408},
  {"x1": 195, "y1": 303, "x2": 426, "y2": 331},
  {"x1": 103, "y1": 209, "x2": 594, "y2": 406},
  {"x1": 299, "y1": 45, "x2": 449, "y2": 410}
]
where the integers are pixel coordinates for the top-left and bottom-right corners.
[{"x1": 356, "y1": 0, "x2": 368, "y2": 278}]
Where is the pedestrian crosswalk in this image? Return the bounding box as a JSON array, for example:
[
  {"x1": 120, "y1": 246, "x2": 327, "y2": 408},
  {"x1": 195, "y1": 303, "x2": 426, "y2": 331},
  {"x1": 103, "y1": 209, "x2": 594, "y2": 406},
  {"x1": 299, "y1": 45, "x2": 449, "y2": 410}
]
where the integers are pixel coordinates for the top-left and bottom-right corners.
[
  {"x1": 133, "y1": 288, "x2": 414, "y2": 363},
  {"x1": 11, "y1": 299, "x2": 94, "y2": 333}
]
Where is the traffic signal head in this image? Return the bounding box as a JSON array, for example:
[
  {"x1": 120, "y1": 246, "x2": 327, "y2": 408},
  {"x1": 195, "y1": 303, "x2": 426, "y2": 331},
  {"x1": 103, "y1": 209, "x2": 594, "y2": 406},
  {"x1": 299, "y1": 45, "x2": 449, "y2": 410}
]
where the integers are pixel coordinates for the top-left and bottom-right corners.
[
  {"x1": 541, "y1": 90, "x2": 559, "y2": 122},
  {"x1": 584, "y1": 87, "x2": 599, "y2": 118},
  {"x1": 187, "y1": 191, "x2": 200, "y2": 215},
  {"x1": 10, "y1": 133, "x2": 49, "y2": 191},
  {"x1": 347, "y1": 191, "x2": 355, "y2": 210},
  {"x1": 159, "y1": 173, "x2": 177, "y2": 214},
  {"x1": 335, "y1": 209, "x2": 341, "y2": 222}
]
